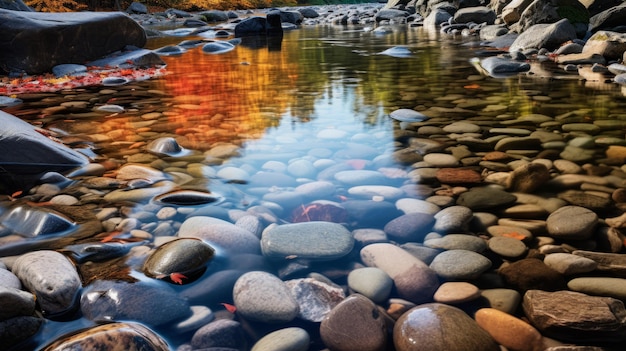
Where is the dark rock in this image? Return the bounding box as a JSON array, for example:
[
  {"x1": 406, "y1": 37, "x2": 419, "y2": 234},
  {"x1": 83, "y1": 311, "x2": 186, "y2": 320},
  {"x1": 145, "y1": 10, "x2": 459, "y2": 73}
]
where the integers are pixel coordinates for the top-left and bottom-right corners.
[
  {"x1": 590, "y1": 2, "x2": 626, "y2": 31},
  {"x1": 479, "y1": 56, "x2": 531, "y2": 77},
  {"x1": 143, "y1": 238, "x2": 215, "y2": 284},
  {"x1": 394, "y1": 303, "x2": 500, "y2": 351},
  {"x1": 320, "y1": 294, "x2": 387, "y2": 351},
  {"x1": 191, "y1": 319, "x2": 247, "y2": 350},
  {"x1": 499, "y1": 258, "x2": 567, "y2": 292},
  {"x1": 0, "y1": 0, "x2": 32, "y2": 11},
  {"x1": 384, "y1": 212, "x2": 435, "y2": 243},
  {"x1": 342, "y1": 200, "x2": 403, "y2": 228},
  {"x1": 0, "y1": 315, "x2": 43, "y2": 349},
  {"x1": 453, "y1": 6, "x2": 496, "y2": 24},
  {"x1": 234, "y1": 14, "x2": 283, "y2": 37},
  {"x1": 509, "y1": 18, "x2": 578, "y2": 53},
  {"x1": 0, "y1": 9, "x2": 146, "y2": 74},
  {"x1": 0, "y1": 111, "x2": 88, "y2": 194},
  {"x1": 126, "y1": 1, "x2": 147, "y2": 14},
  {"x1": 279, "y1": 10, "x2": 303, "y2": 24},
  {"x1": 299, "y1": 7, "x2": 319, "y2": 18},
  {"x1": 376, "y1": 8, "x2": 409, "y2": 22},
  {"x1": 165, "y1": 8, "x2": 191, "y2": 18},
  {"x1": 40, "y1": 322, "x2": 169, "y2": 351},
  {"x1": 456, "y1": 187, "x2": 517, "y2": 211},
  {"x1": 199, "y1": 10, "x2": 229, "y2": 22},
  {"x1": 523, "y1": 290, "x2": 626, "y2": 344},
  {"x1": 511, "y1": 0, "x2": 589, "y2": 34}
]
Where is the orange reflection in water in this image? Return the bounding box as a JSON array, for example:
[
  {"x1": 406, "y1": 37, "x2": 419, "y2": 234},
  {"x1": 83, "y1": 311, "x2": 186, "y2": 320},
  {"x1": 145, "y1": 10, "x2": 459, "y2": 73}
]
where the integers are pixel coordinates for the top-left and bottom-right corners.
[{"x1": 154, "y1": 41, "x2": 299, "y2": 150}]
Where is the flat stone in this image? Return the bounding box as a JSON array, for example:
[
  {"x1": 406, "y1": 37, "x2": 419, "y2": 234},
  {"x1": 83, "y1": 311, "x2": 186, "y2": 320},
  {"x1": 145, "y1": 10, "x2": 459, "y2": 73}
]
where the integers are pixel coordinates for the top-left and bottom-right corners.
[
  {"x1": 433, "y1": 282, "x2": 480, "y2": 304},
  {"x1": 394, "y1": 303, "x2": 499, "y2": 351},
  {"x1": 383, "y1": 212, "x2": 435, "y2": 243},
  {"x1": 456, "y1": 187, "x2": 517, "y2": 211},
  {"x1": 13, "y1": 250, "x2": 81, "y2": 317},
  {"x1": 543, "y1": 253, "x2": 598, "y2": 275},
  {"x1": 436, "y1": 168, "x2": 482, "y2": 184},
  {"x1": 475, "y1": 308, "x2": 543, "y2": 351},
  {"x1": 424, "y1": 234, "x2": 487, "y2": 252},
  {"x1": 251, "y1": 327, "x2": 310, "y2": 351},
  {"x1": 429, "y1": 249, "x2": 492, "y2": 280},
  {"x1": 191, "y1": 319, "x2": 246, "y2": 350},
  {"x1": 178, "y1": 216, "x2": 260, "y2": 255},
  {"x1": 488, "y1": 236, "x2": 528, "y2": 259},
  {"x1": 499, "y1": 258, "x2": 567, "y2": 291},
  {"x1": 361, "y1": 243, "x2": 439, "y2": 304},
  {"x1": 546, "y1": 206, "x2": 598, "y2": 240},
  {"x1": 523, "y1": 290, "x2": 626, "y2": 343},
  {"x1": 261, "y1": 221, "x2": 354, "y2": 261},
  {"x1": 395, "y1": 198, "x2": 440, "y2": 215},
  {"x1": 573, "y1": 250, "x2": 626, "y2": 276},
  {"x1": 423, "y1": 153, "x2": 459, "y2": 167},
  {"x1": 348, "y1": 267, "x2": 394, "y2": 304},
  {"x1": 567, "y1": 277, "x2": 626, "y2": 300},
  {"x1": 320, "y1": 294, "x2": 387, "y2": 351},
  {"x1": 233, "y1": 271, "x2": 299, "y2": 323},
  {"x1": 433, "y1": 205, "x2": 474, "y2": 233}
]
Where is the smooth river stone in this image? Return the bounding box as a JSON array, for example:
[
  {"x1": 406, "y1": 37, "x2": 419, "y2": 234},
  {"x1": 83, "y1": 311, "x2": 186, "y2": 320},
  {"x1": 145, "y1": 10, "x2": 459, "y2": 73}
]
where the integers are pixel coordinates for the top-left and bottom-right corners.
[
  {"x1": 395, "y1": 198, "x2": 440, "y2": 215},
  {"x1": 383, "y1": 212, "x2": 435, "y2": 243},
  {"x1": 390, "y1": 108, "x2": 428, "y2": 122},
  {"x1": 320, "y1": 294, "x2": 387, "y2": 351},
  {"x1": 251, "y1": 327, "x2": 310, "y2": 351},
  {"x1": 348, "y1": 185, "x2": 405, "y2": 200},
  {"x1": 543, "y1": 253, "x2": 598, "y2": 275},
  {"x1": 523, "y1": 290, "x2": 626, "y2": 344},
  {"x1": 361, "y1": 243, "x2": 439, "y2": 304},
  {"x1": 12, "y1": 250, "x2": 81, "y2": 316},
  {"x1": 474, "y1": 308, "x2": 543, "y2": 351},
  {"x1": 41, "y1": 322, "x2": 169, "y2": 351},
  {"x1": 456, "y1": 186, "x2": 517, "y2": 210},
  {"x1": 261, "y1": 221, "x2": 353, "y2": 261},
  {"x1": 0, "y1": 286, "x2": 36, "y2": 320},
  {"x1": 433, "y1": 282, "x2": 480, "y2": 304},
  {"x1": 190, "y1": 319, "x2": 246, "y2": 350},
  {"x1": 334, "y1": 170, "x2": 389, "y2": 186},
  {"x1": 429, "y1": 249, "x2": 492, "y2": 280},
  {"x1": 347, "y1": 267, "x2": 394, "y2": 304},
  {"x1": 442, "y1": 121, "x2": 481, "y2": 133},
  {"x1": 423, "y1": 153, "x2": 459, "y2": 167},
  {"x1": 567, "y1": 277, "x2": 626, "y2": 300},
  {"x1": 488, "y1": 236, "x2": 528, "y2": 259},
  {"x1": 546, "y1": 206, "x2": 598, "y2": 240},
  {"x1": 424, "y1": 234, "x2": 487, "y2": 252},
  {"x1": 178, "y1": 216, "x2": 260, "y2": 254},
  {"x1": 394, "y1": 303, "x2": 499, "y2": 351},
  {"x1": 233, "y1": 271, "x2": 299, "y2": 323},
  {"x1": 480, "y1": 288, "x2": 521, "y2": 315},
  {"x1": 433, "y1": 205, "x2": 474, "y2": 233},
  {"x1": 294, "y1": 180, "x2": 337, "y2": 199}
]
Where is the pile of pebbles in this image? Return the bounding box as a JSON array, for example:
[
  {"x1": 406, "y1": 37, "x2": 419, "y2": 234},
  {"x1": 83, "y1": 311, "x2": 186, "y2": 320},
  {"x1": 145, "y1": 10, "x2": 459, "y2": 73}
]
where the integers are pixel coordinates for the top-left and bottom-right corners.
[{"x1": 1, "y1": 3, "x2": 626, "y2": 351}]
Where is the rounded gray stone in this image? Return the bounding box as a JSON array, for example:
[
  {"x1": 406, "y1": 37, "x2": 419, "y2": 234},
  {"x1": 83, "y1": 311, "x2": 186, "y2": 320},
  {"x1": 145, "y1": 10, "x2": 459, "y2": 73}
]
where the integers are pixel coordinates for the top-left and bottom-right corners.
[
  {"x1": 433, "y1": 206, "x2": 474, "y2": 233},
  {"x1": 233, "y1": 271, "x2": 299, "y2": 323},
  {"x1": 348, "y1": 267, "x2": 394, "y2": 304},
  {"x1": 488, "y1": 236, "x2": 528, "y2": 259},
  {"x1": 251, "y1": 327, "x2": 310, "y2": 351},
  {"x1": 546, "y1": 206, "x2": 598, "y2": 240},
  {"x1": 543, "y1": 253, "x2": 598, "y2": 275},
  {"x1": 429, "y1": 249, "x2": 492, "y2": 280}
]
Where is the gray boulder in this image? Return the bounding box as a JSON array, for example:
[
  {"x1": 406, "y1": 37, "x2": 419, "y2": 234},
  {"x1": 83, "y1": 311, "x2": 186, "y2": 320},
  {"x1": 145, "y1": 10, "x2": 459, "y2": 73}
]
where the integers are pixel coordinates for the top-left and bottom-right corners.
[
  {"x1": 509, "y1": 18, "x2": 577, "y2": 52},
  {"x1": 279, "y1": 10, "x2": 304, "y2": 25},
  {"x1": 582, "y1": 30, "x2": 626, "y2": 61},
  {"x1": 453, "y1": 6, "x2": 496, "y2": 24},
  {"x1": 0, "y1": 0, "x2": 31, "y2": 11},
  {"x1": 235, "y1": 12, "x2": 283, "y2": 37},
  {"x1": 511, "y1": 0, "x2": 589, "y2": 35},
  {"x1": 479, "y1": 56, "x2": 531, "y2": 77},
  {"x1": 0, "y1": 111, "x2": 88, "y2": 194},
  {"x1": 590, "y1": 2, "x2": 626, "y2": 31},
  {"x1": 0, "y1": 9, "x2": 146, "y2": 74},
  {"x1": 126, "y1": 1, "x2": 147, "y2": 14}
]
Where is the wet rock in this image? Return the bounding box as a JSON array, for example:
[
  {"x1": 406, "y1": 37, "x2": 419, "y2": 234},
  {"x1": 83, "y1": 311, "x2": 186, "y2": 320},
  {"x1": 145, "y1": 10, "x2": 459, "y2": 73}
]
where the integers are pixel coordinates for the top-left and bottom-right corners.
[
  {"x1": 12, "y1": 250, "x2": 81, "y2": 317},
  {"x1": 178, "y1": 216, "x2": 260, "y2": 255},
  {"x1": 153, "y1": 189, "x2": 224, "y2": 206},
  {"x1": 41, "y1": 322, "x2": 169, "y2": 351},
  {"x1": 589, "y1": 2, "x2": 626, "y2": 31},
  {"x1": 191, "y1": 319, "x2": 246, "y2": 350},
  {"x1": 348, "y1": 267, "x2": 393, "y2": 304},
  {"x1": 383, "y1": 212, "x2": 435, "y2": 243},
  {"x1": 394, "y1": 303, "x2": 500, "y2": 351},
  {"x1": 523, "y1": 290, "x2": 626, "y2": 343},
  {"x1": 233, "y1": 271, "x2": 299, "y2": 323},
  {"x1": 509, "y1": 18, "x2": 578, "y2": 53},
  {"x1": 424, "y1": 234, "x2": 487, "y2": 252},
  {"x1": 379, "y1": 46, "x2": 413, "y2": 58},
  {"x1": 454, "y1": 6, "x2": 496, "y2": 24},
  {"x1": 429, "y1": 249, "x2": 492, "y2": 280},
  {"x1": 361, "y1": 243, "x2": 439, "y2": 304},
  {"x1": 475, "y1": 308, "x2": 543, "y2": 351},
  {"x1": 499, "y1": 258, "x2": 567, "y2": 291},
  {"x1": 261, "y1": 221, "x2": 353, "y2": 261},
  {"x1": 0, "y1": 205, "x2": 75, "y2": 237},
  {"x1": 457, "y1": 187, "x2": 517, "y2": 211},
  {"x1": 146, "y1": 137, "x2": 190, "y2": 157},
  {"x1": 251, "y1": 327, "x2": 310, "y2": 351},
  {"x1": 0, "y1": 286, "x2": 36, "y2": 319},
  {"x1": 507, "y1": 162, "x2": 551, "y2": 193},
  {"x1": 567, "y1": 277, "x2": 626, "y2": 300},
  {"x1": 0, "y1": 315, "x2": 43, "y2": 349},
  {"x1": 81, "y1": 280, "x2": 191, "y2": 327},
  {"x1": 546, "y1": 205, "x2": 598, "y2": 240},
  {"x1": 202, "y1": 40, "x2": 236, "y2": 54},
  {"x1": 285, "y1": 277, "x2": 345, "y2": 322},
  {"x1": 433, "y1": 205, "x2": 474, "y2": 233},
  {"x1": 143, "y1": 238, "x2": 215, "y2": 284},
  {"x1": 320, "y1": 294, "x2": 387, "y2": 351},
  {"x1": 0, "y1": 10, "x2": 146, "y2": 74}
]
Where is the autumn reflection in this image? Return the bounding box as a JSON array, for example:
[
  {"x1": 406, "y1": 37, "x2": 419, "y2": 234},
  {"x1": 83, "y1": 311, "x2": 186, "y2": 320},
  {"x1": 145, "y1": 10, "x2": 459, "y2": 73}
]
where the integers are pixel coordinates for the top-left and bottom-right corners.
[{"x1": 154, "y1": 41, "x2": 299, "y2": 151}]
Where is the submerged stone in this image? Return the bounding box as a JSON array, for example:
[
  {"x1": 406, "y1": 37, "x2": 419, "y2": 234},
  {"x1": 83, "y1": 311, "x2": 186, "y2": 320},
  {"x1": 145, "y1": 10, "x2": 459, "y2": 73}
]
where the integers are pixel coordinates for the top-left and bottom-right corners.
[{"x1": 143, "y1": 238, "x2": 215, "y2": 284}]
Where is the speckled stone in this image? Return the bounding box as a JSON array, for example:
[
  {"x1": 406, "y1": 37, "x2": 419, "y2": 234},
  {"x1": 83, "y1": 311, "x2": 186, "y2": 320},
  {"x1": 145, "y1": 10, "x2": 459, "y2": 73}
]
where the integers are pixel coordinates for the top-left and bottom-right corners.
[
  {"x1": 546, "y1": 206, "x2": 598, "y2": 240},
  {"x1": 384, "y1": 212, "x2": 435, "y2": 243},
  {"x1": 429, "y1": 249, "x2": 492, "y2": 280},
  {"x1": 320, "y1": 294, "x2": 387, "y2": 351},
  {"x1": 285, "y1": 278, "x2": 345, "y2": 322},
  {"x1": 0, "y1": 286, "x2": 36, "y2": 320},
  {"x1": 12, "y1": 250, "x2": 82, "y2": 316},
  {"x1": 190, "y1": 319, "x2": 247, "y2": 350},
  {"x1": 348, "y1": 267, "x2": 394, "y2": 304},
  {"x1": 567, "y1": 277, "x2": 626, "y2": 300},
  {"x1": 424, "y1": 234, "x2": 487, "y2": 253},
  {"x1": 488, "y1": 236, "x2": 528, "y2": 259},
  {"x1": 433, "y1": 205, "x2": 474, "y2": 233},
  {"x1": 543, "y1": 253, "x2": 598, "y2": 275},
  {"x1": 394, "y1": 303, "x2": 499, "y2": 351},
  {"x1": 251, "y1": 327, "x2": 310, "y2": 351},
  {"x1": 475, "y1": 308, "x2": 543, "y2": 351},
  {"x1": 233, "y1": 271, "x2": 299, "y2": 324}
]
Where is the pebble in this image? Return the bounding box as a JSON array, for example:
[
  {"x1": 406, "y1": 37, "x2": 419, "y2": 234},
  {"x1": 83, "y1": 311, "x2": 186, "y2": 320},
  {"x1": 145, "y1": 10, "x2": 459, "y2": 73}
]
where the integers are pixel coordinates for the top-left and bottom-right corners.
[
  {"x1": 178, "y1": 216, "x2": 260, "y2": 254},
  {"x1": 347, "y1": 267, "x2": 394, "y2": 303},
  {"x1": 261, "y1": 221, "x2": 354, "y2": 261},
  {"x1": 424, "y1": 234, "x2": 487, "y2": 252},
  {"x1": 429, "y1": 249, "x2": 492, "y2": 280},
  {"x1": 383, "y1": 212, "x2": 435, "y2": 242},
  {"x1": 395, "y1": 198, "x2": 441, "y2": 215},
  {"x1": 480, "y1": 288, "x2": 521, "y2": 314},
  {"x1": 361, "y1": 243, "x2": 439, "y2": 304},
  {"x1": 320, "y1": 294, "x2": 388, "y2": 351},
  {"x1": 456, "y1": 187, "x2": 517, "y2": 210},
  {"x1": 0, "y1": 287, "x2": 36, "y2": 320},
  {"x1": 348, "y1": 185, "x2": 405, "y2": 200},
  {"x1": 567, "y1": 277, "x2": 626, "y2": 300},
  {"x1": 142, "y1": 238, "x2": 215, "y2": 284},
  {"x1": 433, "y1": 282, "x2": 480, "y2": 304},
  {"x1": 488, "y1": 236, "x2": 528, "y2": 259},
  {"x1": 393, "y1": 303, "x2": 499, "y2": 351},
  {"x1": 12, "y1": 250, "x2": 82, "y2": 316},
  {"x1": 190, "y1": 319, "x2": 246, "y2": 350},
  {"x1": 233, "y1": 271, "x2": 299, "y2": 323},
  {"x1": 499, "y1": 258, "x2": 567, "y2": 291},
  {"x1": 423, "y1": 153, "x2": 459, "y2": 167},
  {"x1": 475, "y1": 308, "x2": 543, "y2": 351},
  {"x1": 546, "y1": 206, "x2": 598, "y2": 240},
  {"x1": 433, "y1": 205, "x2": 474, "y2": 233},
  {"x1": 543, "y1": 253, "x2": 598, "y2": 275},
  {"x1": 251, "y1": 327, "x2": 310, "y2": 351}
]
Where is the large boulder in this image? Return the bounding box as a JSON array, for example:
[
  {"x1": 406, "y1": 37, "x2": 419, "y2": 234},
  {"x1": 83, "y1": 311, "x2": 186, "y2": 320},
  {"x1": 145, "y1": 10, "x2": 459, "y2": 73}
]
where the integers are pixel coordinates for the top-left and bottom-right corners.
[
  {"x1": 511, "y1": 0, "x2": 589, "y2": 35},
  {"x1": 509, "y1": 18, "x2": 578, "y2": 52},
  {"x1": 0, "y1": 111, "x2": 88, "y2": 194},
  {"x1": 0, "y1": 10, "x2": 146, "y2": 74},
  {"x1": 589, "y1": 2, "x2": 626, "y2": 32}
]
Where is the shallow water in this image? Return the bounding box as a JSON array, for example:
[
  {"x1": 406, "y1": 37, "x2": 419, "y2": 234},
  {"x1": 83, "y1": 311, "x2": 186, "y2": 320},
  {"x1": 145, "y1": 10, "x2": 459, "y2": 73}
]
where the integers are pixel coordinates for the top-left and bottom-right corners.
[{"x1": 2, "y1": 18, "x2": 626, "y2": 351}]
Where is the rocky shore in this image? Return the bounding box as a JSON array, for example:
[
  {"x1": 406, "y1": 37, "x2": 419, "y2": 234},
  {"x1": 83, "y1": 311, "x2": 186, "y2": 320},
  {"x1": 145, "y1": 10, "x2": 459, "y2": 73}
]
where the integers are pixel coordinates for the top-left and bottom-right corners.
[{"x1": 1, "y1": 1, "x2": 626, "y2": 351}]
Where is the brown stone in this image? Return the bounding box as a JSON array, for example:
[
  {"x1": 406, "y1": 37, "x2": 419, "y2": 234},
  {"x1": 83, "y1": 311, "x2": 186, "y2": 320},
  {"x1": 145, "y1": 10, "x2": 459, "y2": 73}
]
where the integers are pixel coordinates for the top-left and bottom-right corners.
[
  {"x1": 523, "y1": 290, "x2": 626, "y2": 344},
  {"x1": 435, "y1": 168, "x2": 482, "y2": 184},
  {"x1": 393, "y1": 303, "x2": 499, "y2": 351},
  {"x1": 507, "y1": 163, "x2": 551, "y2": 193},
  {"x1": 573, "y1": 250, "x2": 626, "y2": 277},
  {"x1": 320, "y1": 294, "x2": 387, "y2": 351},
  {"x1": 498, "y1": 258, "x2": 567, "y2": 292},
  {"x1": 475, "y1": 308, "x2": 543, "y2": 351}
]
